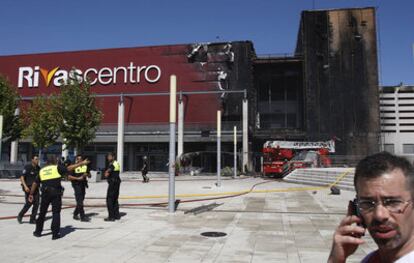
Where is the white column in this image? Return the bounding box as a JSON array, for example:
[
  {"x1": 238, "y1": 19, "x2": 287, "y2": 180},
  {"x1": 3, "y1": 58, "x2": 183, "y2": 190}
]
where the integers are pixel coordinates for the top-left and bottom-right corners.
[
  {"x1": 117, "y1": 95, "x2": 125, "y2": 173},
  {"x1": 10, "y1": 141, "x2": 18, "y2": 163},
  {"x1": 168, "y1": 75, "x2": 177, "y2": 213},
  {"x1": 260, "y1": 156, "x2": 264, "y2": 173},
  {"x1": 242, "y1": 99, "x2": 249, "y2": 173},
  {"x1": 0, "y1": 115, "x2": 3, "y2": 162},
  {"x1": 177, "y1": 95, "x2": 184, "y2": 159},
  {"x1": 10, "y1": 108, "x2": 20, "y2": 164},
  {"x1": 216, "y1": 110, "x2": 221, "y2": 187},
  {"x1": 233, "y1": 126, "x2": 237, "y2": 178}
]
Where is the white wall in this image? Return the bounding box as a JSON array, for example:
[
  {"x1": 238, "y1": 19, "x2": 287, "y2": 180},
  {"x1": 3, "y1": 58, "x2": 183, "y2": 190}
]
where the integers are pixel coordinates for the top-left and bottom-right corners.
[{"x1": 381, "y1": 86, "x2": 414, "y2": 156}]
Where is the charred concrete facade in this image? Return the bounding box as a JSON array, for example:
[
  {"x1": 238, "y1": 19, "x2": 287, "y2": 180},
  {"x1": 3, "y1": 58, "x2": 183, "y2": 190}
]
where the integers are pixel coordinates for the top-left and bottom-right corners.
[
  {"x1": 300, "y1": 7, "x2": 380, "y2": 155},
  {"x1": 252, "y1": 7, "x2": 380, "y2": 158}
]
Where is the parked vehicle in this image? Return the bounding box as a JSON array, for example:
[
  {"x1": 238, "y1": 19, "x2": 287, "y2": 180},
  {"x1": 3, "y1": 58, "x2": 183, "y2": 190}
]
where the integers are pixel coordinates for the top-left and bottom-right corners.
[
  {"x1": 262, "y1": 140, "x2": 335, "y2": 177},
  {"x1": 288, "y1": 151, "x2": 321, "y2": 170}
]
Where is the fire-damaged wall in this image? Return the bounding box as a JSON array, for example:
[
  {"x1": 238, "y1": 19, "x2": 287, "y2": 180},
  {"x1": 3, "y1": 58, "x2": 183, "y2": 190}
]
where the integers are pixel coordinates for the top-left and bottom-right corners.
[
  {"x1": 297, "y1": 7, "x2": 380, "y2": 155},
  {"x1": 187, "y1": 41, "x2": 255, "y2": 123}
]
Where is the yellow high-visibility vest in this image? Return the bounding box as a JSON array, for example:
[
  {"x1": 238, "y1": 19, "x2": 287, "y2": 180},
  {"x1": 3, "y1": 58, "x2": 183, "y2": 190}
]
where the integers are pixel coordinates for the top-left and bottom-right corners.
[
  {"x1": 75, "y1": 165, "x2": 88, "y2": 174},
  {"x1": 112, "y1": 161, "x2": 120, "y2": 172},
  {"x1": 39, "y1": 165, "x2": 61, "y2": 182}
]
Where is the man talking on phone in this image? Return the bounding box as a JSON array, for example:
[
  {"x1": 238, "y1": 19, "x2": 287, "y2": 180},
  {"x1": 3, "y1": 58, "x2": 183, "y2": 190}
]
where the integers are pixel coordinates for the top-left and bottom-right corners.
[{"x1": 328, "y1": 152, "x2": 414, "y2": 263}]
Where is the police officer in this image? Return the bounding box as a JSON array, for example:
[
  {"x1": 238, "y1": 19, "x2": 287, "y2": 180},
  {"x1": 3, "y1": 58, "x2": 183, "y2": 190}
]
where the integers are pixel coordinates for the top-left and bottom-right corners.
[
  {"x1": 29, "y1": 156, "x2": 89, "y2": 240},
  {"x1": 141, "y1": 156, "x2": 149, "y2": 183},
  {"x1": 17, "y1": 155, "x2": 40, "y2": 224},
  {"x1": 104, "y1": 152, "x2": 121, "y2": 221},
  {"x1": 68, "y1": 154, "x2": 90, "y2": 222}
]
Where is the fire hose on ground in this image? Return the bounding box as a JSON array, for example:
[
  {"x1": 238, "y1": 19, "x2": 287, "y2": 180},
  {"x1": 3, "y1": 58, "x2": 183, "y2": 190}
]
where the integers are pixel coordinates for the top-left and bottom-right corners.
[{"x1": 0, "y1": 169, "x2": 352, "y2": 221}]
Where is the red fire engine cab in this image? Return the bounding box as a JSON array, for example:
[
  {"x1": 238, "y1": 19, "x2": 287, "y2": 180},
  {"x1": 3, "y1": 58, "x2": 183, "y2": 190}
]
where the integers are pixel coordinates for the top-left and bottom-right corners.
[{"x1": 262, "y1": 140, "x2": 335, "y2": 177}]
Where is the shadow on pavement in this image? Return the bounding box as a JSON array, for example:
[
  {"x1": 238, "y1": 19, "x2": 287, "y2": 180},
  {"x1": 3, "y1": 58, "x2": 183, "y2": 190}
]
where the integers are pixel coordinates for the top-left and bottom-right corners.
[
  {"x1": 60, "y1": 225, "x2": 105, "y2": 238},
  {"x1": 85, "y1": 212, "x2": 99, "y2": 218}
]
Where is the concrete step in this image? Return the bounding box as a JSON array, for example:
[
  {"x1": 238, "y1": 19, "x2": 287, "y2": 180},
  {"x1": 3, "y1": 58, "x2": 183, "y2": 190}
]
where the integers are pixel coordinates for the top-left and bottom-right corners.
[
  {"x1": 285, "y1": 178, "x2": 355, "y2": 191},
  {"x1": 287, "y1": 174, "x2": 354, "y2": 184},
  {"x1": 285, "y1": 176, "x2": 354, "y2": 188},
  {"x1": 283, "y1": 168, "x2": 355, "y2": 191},
  {"x1": 292, "y1": 170, "x2": 354, "y2": 176},
  {"x1": 285, "y1": 173, "x2": 354, "y2": 183},
  {"x1": 288, "y1": 173, "x2": 354, "y2": 183},
  {"x1": 295, "y1": 172, "x2": 354, "y2": 183}
]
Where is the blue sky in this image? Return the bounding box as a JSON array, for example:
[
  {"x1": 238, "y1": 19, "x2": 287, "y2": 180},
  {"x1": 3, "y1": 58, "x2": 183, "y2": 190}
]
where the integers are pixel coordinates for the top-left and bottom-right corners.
[{"x1": 0, "y1": 0, "x2": 412, "y2": 86}]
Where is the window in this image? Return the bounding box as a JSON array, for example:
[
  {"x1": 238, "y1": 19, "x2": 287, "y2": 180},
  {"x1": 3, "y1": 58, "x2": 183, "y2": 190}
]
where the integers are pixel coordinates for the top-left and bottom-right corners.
[
  {"x1": 255, "y1": 62, "x2": 303, "y2": 130},
  {"x1": 383, "y1": 144, "x2": 395, "y2": 154},
  {"x1": 403, "y1": 144, "x2": 414, "y2": 154}
]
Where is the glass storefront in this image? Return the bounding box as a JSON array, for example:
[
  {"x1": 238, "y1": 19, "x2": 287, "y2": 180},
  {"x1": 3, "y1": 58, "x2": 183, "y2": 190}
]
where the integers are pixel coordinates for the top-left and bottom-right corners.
[{"x1": 2, "y1": 141, "x2": 236, "y2": 173}]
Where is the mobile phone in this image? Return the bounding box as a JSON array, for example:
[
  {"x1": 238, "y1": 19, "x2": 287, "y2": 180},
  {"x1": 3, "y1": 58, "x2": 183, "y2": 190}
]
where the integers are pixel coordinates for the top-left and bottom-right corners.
[{"x1": 349, "y1": 199, "x2": 366, "y2": 229}]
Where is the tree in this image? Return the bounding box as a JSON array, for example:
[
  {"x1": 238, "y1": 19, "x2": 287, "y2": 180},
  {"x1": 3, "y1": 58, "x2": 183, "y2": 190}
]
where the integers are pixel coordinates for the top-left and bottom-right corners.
[
  {"x1": 22, "y1": 95, "x2": 62, "y2": 160},
  {"x1": 0, "y1": 75, "x2": 22, "y2": 142},
  {"x1": 58, "y1": 78, "x2": 103, "y2": 153}
]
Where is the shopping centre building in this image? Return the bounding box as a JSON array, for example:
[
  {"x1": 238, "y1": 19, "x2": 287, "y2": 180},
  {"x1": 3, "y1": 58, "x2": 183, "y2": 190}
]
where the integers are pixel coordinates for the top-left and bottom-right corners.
[{"x1": 0, "y1": 7, "x2": 381, "y2": 172}]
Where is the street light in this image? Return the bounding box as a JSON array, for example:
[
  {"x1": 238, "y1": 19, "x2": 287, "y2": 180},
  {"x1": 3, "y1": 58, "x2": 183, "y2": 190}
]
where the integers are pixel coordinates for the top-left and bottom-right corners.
[
  {"x1": 0, "y1": 115, "x2": 3, "y2": 162},
  {"x1": 168, "y1": 75, "x2": 177, "y2": 213}
]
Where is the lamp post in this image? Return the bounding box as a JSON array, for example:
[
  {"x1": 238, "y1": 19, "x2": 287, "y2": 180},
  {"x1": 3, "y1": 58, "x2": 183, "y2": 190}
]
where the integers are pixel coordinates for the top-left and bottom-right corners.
[
  {"x1": 234, "y1": 126, "x2": 237, "y2": 178},
  {"x1": 0, "y1": 115, "x2": 3, "y2": 162},
  {"x1": 168, "y1": 75, "x2": 177, "y2": 213},
  {"x1": 216, "y1": 110, "x2": 221, "y2": 187}
]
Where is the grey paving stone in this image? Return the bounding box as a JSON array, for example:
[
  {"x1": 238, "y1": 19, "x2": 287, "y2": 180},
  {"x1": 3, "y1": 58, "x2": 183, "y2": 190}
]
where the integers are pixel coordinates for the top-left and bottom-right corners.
[{"x1": 0, "y1": 176, "x2": 375, "y2": 262}]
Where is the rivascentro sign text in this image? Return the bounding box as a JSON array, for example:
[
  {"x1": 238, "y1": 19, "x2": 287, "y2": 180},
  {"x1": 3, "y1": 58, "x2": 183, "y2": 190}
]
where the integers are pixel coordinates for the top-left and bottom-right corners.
[{"x1": 18, "y1": 62, "x2": 162, "y2": 88}]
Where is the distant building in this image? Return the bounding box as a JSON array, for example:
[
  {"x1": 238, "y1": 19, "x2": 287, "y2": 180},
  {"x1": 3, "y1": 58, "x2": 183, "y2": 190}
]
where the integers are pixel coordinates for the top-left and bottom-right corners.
[{"x1": 380, "y1": 85, "x2": 414, "y2": 155}]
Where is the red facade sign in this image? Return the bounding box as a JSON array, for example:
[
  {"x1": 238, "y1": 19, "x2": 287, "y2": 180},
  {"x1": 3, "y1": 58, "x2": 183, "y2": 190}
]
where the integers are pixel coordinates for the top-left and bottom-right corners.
[{"x1": 0, "y1": 44, "x2": 222, "y2": 124}]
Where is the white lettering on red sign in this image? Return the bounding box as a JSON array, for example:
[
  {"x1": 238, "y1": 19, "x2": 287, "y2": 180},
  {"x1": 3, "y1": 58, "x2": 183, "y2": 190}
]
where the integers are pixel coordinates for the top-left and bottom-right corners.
[{"x1": 17, "y1": 62, "x2": 162, "y2": 88}]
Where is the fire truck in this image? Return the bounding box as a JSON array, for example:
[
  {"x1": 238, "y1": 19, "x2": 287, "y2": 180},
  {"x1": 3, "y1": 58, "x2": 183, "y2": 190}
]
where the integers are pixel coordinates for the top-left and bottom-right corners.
[{"x1": 262, "y1": 140, "x2": 335, "y2": 177}]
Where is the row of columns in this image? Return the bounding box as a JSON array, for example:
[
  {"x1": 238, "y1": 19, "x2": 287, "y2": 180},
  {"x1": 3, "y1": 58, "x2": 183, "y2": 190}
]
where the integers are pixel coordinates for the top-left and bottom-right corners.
[
  {"x1": 114, "y1": 97, "x2": 249, "y2": 173},
  {"x1": 5, "y1": 94, "x2": 249, "y2": 172}
]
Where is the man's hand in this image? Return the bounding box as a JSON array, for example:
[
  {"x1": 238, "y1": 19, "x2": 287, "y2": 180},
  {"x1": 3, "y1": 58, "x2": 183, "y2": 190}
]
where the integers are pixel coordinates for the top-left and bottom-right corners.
[
  {"x1": 24, "y1": 186, "x2": 30, "y2": 193},
  {"x1": 28, "y1": 194, "x2": 34, "y2": 203},
  {"x1": 83, "y1": 159, "x2": 90, "y2": 165},
  {"x1": 328, "y1": 215, "x2": 366, "y2": 263}
]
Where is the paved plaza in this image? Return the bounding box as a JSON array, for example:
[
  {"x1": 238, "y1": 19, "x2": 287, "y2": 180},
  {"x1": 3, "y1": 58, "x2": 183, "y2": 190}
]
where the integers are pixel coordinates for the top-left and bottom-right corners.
[{"x1": 0, "y1": 174, "x2": 376, "y2": 263}]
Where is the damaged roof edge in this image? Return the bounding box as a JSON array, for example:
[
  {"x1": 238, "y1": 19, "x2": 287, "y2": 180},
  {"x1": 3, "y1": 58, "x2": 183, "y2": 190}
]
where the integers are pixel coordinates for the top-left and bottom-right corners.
[
  {"x1": 0, "y1": 40, "x2": 256, "y2": 58},
  {"x1": 302, "y1": 6, "x2": 376, "y2": 13},
  {"x1": 381, "y1": 85, "x2": 414, "y2": 92}
]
